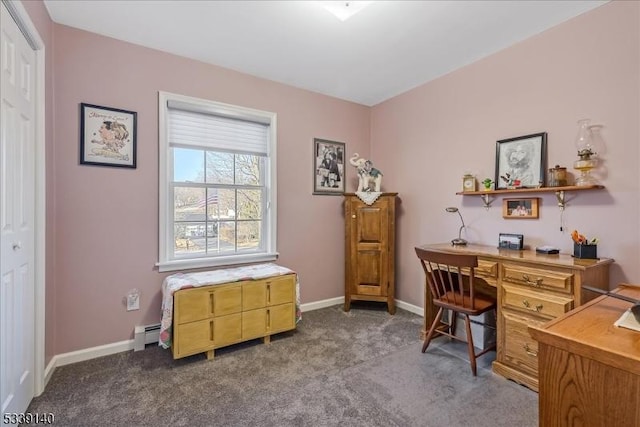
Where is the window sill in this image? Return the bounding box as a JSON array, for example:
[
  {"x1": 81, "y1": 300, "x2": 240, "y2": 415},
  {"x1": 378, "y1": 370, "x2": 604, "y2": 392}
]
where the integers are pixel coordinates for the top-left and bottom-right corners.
[{"x1": 157, "y1": 252, "x2": 279, "y2": 273}]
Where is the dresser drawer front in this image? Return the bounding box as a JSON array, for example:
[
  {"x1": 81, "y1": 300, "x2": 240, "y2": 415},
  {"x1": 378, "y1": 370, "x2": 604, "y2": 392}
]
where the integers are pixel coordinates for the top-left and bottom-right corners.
[
  {"x1": 213, "y1": 313, "x2": 242, "y2": 348},
  {"x1": 174, "y1": 318, "x2": 214, "y2": 357},
  {"x1": 269, "y1": 303, "x2": 295, "y2": 333},
  {"x1": 243, "y1": 281, "x2": 267, "y2": 311},
  {"x1": 266, "y1": 275, "x2": 296, "y2": 306},
  {"x1": 242, "y1": 308, "x2": 267, "y2": 340},
  {"x1": 503, "y1": 311, "x2": 545, "y2": 376},
  {"x1": 175, "y1": 288, "x2": 213, "y2": 324},
  {"x1": 214, "y1": 286, "x2": 242, "y2": 316},
  {"x1": 502, "y1": 285, "x2": 574, "y2": 319},
  {"x1": 502, "y1": 264, "x2": 573, "y2": 293}
]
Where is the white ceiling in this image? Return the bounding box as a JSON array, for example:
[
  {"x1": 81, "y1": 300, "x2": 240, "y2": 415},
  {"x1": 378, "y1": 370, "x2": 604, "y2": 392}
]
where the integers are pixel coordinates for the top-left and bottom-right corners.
[{"x1": 43, "y1": 0, "x2": 607, "y2": 106}]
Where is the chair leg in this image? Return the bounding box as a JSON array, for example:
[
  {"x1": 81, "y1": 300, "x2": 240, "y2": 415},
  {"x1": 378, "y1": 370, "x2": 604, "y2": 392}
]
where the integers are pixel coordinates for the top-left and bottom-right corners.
[
  {"x1": 422, "y1": 307, "x2": 444, "y2": 353},
  {"x1": 464, "y1": 314, "x2": 477, "y2": 376}
]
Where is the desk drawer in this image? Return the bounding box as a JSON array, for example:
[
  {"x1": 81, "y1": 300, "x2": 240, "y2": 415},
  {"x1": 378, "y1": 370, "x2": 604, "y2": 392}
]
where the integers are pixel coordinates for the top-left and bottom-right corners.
[
  {"x1": 503, "y1": 310, "x2": 546, "y2": 376},
  {"x1": 502, "y1": 284, "x2": 574, "y2": 319},
  {"x1": 502, "y1": 264, "x2": 573, "y2": 293},
  {"x1": 461, "y1": 260, "x2": 498, "y2": 284}
]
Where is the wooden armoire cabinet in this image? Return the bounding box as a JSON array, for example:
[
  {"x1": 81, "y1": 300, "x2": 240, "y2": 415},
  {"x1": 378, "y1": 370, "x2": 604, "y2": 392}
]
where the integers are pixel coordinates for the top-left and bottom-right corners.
[{"x1": 344, "y1": 193, "x2": 398, "y2": 314}]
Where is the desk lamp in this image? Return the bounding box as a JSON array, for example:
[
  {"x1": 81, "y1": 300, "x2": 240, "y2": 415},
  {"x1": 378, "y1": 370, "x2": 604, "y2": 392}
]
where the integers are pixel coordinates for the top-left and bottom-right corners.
[{"x1": 446, "y1": 207, "x2": 467, "y2": 246}]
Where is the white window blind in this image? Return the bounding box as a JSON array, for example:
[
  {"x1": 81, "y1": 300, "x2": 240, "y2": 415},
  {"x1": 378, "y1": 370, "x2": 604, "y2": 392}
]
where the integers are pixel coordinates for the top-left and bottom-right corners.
[
  {"x1": 167, "y1": 102, "x2": 268, "y2": 155},
  {"x1": 158, "y1": 91, "x2": 278, "y2": 272}
]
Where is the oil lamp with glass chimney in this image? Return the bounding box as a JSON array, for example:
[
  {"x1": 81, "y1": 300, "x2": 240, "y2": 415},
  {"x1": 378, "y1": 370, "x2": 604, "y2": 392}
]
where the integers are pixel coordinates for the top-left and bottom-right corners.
[{"x1": 573, "y1": 119, "x2": 602, "y2": 186}]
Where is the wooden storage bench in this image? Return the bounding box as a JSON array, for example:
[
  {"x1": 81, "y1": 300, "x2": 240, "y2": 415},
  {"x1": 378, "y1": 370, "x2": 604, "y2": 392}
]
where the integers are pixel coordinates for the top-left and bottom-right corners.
[{"x1": 160, "y1": 264, "x2": 298, "y2": 360}]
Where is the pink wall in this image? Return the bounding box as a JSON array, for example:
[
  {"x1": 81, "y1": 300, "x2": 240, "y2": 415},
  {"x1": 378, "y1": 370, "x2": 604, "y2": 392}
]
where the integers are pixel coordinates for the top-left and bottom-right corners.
[
  {"x1": 49, "y1": 26, "x2": 370, "y2": 354},
  {"x1": 371, "y1": 1, "x2": 640, "y2": 307},
  {"x1": 22, "y1": 0, "x2": 640, "y2": 356}
]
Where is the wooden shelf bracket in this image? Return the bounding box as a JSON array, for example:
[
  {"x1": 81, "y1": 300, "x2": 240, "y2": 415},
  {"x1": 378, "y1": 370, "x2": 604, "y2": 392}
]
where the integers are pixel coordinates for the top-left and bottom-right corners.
[{"x1": 481, "y1": 193, "x2": 494, "y2": 210}]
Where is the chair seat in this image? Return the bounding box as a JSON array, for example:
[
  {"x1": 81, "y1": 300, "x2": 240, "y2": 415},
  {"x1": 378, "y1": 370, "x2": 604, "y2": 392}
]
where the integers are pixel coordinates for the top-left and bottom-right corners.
[{"x1": 434, "y1": 291, "x2": 496, "y2": 316}]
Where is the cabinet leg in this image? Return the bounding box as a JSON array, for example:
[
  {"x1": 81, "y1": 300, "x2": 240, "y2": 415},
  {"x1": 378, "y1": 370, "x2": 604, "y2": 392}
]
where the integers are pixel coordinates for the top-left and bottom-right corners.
[
  {"x1": 387, "y1": 299, "x2": 396, "y2": 315},
  {"x1": 344, "y1": 296, "x2": 351, "y2": 312},
  {"x1": 206, "y1": 350, "x2": 214, "y2": 360},
  {"x1": 263, "y1": 335, "x2": 271, "y2": 345}
]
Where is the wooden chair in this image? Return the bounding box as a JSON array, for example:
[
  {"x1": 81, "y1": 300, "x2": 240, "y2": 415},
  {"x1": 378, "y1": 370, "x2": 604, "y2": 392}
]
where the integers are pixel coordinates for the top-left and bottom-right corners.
[{"x1": 415, "y1": 247, "x2": 497, "y2": 376}]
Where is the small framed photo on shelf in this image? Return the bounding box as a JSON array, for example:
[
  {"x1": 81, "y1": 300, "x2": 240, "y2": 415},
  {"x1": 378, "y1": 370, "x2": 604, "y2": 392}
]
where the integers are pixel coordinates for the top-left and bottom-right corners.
[
  {"x1": 313, "y1": 138, "x2": 345, "y2": 195},
  {"x1": 503, "y1": 198, "x2": 539, "y2": 219},
  {"x1": 495, "y1": 132, "x2": 547, "y2": 189},
  {"x1": 80, "y1": 103, "x2": 137, "y2": 168}
]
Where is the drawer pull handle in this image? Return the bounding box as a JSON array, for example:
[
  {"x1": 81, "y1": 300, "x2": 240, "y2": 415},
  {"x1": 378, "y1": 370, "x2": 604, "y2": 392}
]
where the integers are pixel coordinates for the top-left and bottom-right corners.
[
  {"x1": 522, "y1": 275, "x2": 543, "y2": 287},
  {"x1": 267, "y1": 283, "x2": 271, "y2": 304},
  {"x1": 210, "y1": 293, "x2": 215, "y2": 314},
  {"x1": 210, "y1": 320, "x2": 214, "y2": 342},
  {"x1": 266, "y1": 309, "x2": 271, "y2": 330},
  {"x1": 523, "y1": 343, "x2": 538, "y2": 357},
  {"x1": 522, "y1": 300, "x2": 543, "y2": 312}
]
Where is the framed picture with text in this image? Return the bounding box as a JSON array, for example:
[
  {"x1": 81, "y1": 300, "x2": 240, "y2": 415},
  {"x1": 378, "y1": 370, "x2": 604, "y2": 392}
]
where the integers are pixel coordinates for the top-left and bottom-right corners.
[{"x1": 80, "y1": 103, "x2": 137, "y2": 168}]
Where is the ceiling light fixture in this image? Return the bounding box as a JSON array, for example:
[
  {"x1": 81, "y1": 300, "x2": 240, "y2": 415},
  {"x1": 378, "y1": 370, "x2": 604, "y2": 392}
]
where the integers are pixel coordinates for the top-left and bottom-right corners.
[{"x1": 318, "y1": 1, "x2": 373, "y2": 21}]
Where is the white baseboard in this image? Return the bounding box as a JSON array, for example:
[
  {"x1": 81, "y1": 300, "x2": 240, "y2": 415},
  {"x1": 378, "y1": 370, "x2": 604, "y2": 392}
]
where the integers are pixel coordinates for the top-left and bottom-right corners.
[
  {"x1": 395, "y1": 299, "x2": 424, "y2": 316},
  {"x1": 300, "y1": 296, "x2": 344, "y2": 312},
  {"x1": 300, "y1": 296, "x2": 424, "y2": 317}
]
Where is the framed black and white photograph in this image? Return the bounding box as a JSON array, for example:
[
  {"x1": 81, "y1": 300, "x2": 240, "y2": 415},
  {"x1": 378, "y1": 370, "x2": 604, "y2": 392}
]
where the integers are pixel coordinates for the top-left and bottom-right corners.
[
  {"x1": 495, "y1": 132, "x2": 547, "y2": 189},
  {"x1": 313, "y1": 138, "x2": 345, "y2": 195},
  {"x1": 80, "y1": 103, "x2": 137, "y2": 168}
]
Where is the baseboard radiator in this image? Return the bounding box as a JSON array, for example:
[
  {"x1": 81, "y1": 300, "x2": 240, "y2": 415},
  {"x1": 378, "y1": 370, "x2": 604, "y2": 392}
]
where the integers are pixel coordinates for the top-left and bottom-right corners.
[{"x1": 133, "y1": 323, "x2": 161, "y2": 352}]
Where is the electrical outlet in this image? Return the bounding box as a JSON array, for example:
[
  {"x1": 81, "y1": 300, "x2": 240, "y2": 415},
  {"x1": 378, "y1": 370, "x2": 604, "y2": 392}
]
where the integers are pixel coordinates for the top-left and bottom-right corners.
[{"x1": 126, "y1": 289, "x2": 140, "y2": 311}]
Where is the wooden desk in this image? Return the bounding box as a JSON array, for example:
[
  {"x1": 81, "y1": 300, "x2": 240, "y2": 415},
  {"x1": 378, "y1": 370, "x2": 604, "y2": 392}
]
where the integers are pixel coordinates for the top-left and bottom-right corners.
[
  {"x1": 416, "y1": 243, "x2": 613, "y2": 391},
  {"x1": 529, "y1": 284, "x2": 640, "y2": 426}
]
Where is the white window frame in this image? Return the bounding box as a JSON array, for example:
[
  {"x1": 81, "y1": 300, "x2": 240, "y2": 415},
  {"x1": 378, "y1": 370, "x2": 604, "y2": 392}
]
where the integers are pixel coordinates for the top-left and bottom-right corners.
[{"x1": 157, "y1": 91, "x2": 278, "y2": 272}]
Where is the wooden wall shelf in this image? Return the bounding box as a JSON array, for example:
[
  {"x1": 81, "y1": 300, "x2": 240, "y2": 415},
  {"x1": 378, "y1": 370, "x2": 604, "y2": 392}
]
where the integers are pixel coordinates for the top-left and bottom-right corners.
[{"x1": 456, "y1": 185, "x2": 605, "y2": 209}]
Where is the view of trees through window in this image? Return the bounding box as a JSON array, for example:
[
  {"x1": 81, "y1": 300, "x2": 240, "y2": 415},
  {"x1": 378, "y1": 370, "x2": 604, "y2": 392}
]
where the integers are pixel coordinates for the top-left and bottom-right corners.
[{"x1": 172, "y1": 148, "x2": 264, "y2": 257}]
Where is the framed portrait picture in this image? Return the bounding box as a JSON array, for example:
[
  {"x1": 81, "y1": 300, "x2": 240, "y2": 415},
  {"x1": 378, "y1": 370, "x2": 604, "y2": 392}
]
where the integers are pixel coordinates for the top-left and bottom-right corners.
[
  {"x1": 80, "y1": 103, "x2": 137, "y2": 168},
  {"x1": 313, "y1": 138, "x2": 345, "y2": 195},
  {"x1": 502, "y1": 198, "x2": 539, "y2": 219},
  {"x1": 495, "y1": 132, "x2": 547, "y2": 189}
]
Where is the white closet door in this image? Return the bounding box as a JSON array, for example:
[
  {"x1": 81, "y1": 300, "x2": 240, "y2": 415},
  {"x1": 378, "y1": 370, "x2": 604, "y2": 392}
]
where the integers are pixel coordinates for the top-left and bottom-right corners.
[{"x1": 1, "y1": 1, "x2": 36, "y2": 415}]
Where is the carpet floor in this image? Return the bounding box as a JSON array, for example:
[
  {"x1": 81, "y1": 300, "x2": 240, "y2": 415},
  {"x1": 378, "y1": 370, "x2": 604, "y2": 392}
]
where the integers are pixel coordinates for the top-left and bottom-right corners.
[{"x1": 27, "y1": 304, "x2": 538, "y2": 426}]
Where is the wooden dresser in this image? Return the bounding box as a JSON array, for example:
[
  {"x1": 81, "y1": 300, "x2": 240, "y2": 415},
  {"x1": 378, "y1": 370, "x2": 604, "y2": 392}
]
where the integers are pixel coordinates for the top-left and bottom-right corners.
[
  {"x1": 416, "y1": 243, "x2": 613, "y2": 390},
  {"x1": 529, "y1": 284, "x2": 640, "y2": 426},
  {"x1": 344, "y1": 193, "x2": 398, "y2": 314},
  {"x1": 172, "y1": 273, "x2": 296, "y2": 360}
]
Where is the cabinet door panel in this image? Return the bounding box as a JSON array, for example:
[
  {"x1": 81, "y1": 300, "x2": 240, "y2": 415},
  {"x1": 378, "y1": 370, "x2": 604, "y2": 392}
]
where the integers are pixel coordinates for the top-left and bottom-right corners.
[
  {"x1": 242, "y1": 308, "x2": 266, "y2": 340},
  {"x1": 267, "y1": 275, "x2": 295, "y2": 306},
  {"x1": 175, "y1": 318, "x2": 213, "y2": 357},
  {"x1": 358, "y1": 206, "x2": 386, "y2": 242},
  {"x1": 354, "y1": 249, "x2": 385, "y2": 295},
  {"x1": 269, "y1": 303, "x2": 295, "y2": 333},
  {"x1": 213, "y1": 313, "x2": 242, "y2": 348}
]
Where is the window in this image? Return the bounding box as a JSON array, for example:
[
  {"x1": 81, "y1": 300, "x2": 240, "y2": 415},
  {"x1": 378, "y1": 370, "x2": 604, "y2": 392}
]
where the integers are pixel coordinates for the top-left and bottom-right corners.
[{"x1": 157, "y1": 92, "x2": 277, "y2": 272}]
